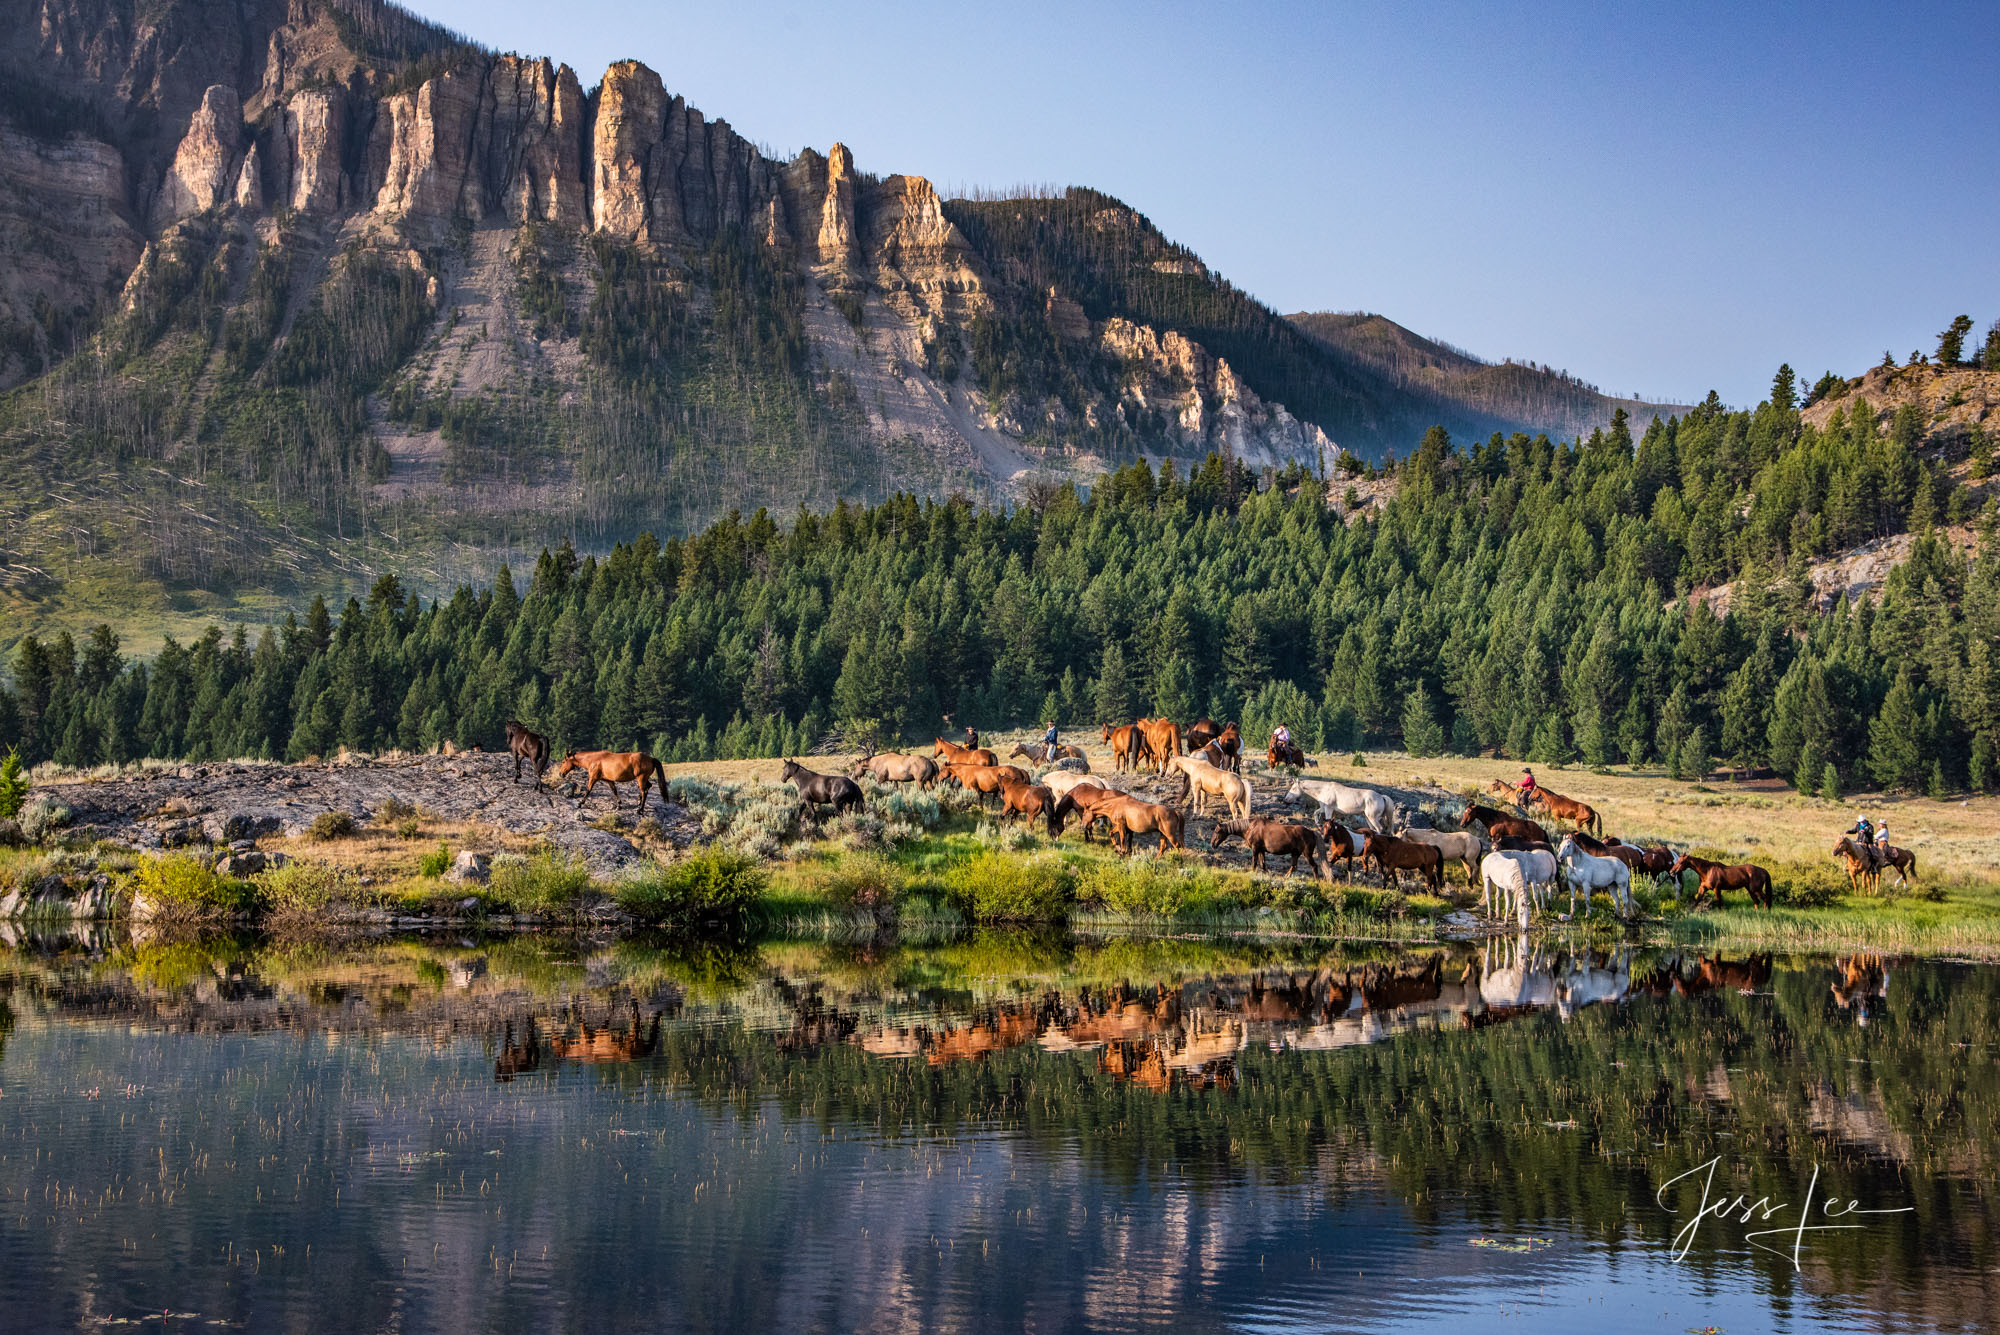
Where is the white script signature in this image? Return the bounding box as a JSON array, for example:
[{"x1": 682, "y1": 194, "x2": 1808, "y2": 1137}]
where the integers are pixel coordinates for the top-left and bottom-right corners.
[{"x1": 1656, "y1": 1157, "x2": 1913, "y2": 1271}]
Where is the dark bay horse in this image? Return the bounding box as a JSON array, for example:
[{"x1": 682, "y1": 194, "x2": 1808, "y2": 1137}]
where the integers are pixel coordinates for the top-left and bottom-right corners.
[
  {"x1": 505, "y1": 721, "x2": 550, "y2": 787},
  {"x1": 781, "y1": 759, "x2": 863, "y2": 816},
  {"x1": 1463, "y1": 803, "x2": 1549, "y2": 846},
  {"x1": 1670, "y1": 853, "x2": 1774, "y2": 910},
  {"x1": 1210, "y1": 818, "x2": 1321, "y2": 877}
]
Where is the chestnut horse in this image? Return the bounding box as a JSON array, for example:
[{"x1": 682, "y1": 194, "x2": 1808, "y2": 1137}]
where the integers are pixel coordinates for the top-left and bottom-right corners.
[
  {"x1": 1102, "y1": 723, "x2": 1143, "y2": 773},
  {"x1": 1669, "y1": 853, "x2": 1773, "y2": 910},
  {"x1": 1318, "y1": 818, "x2": 1361, "y2": 880},
  {"x1": 1832, "y1": 837, "x2": 1916, "y2": 892},
  {"x1": 934, "y1": 737, "x2": 999, "y2": 767},
  {"x1": 998, "y1": 777, "x2": 1064, "y2": 837},
  {"x1": 505, "y1": 721, "x2": 550, "y2": 787},
  {"x1": 1267, "y1": 739, "x2": 1308, "y2": 769},
  {"x1": 1134, "y1": 718, "x2": 1184, "y2": 774},
  {"x1": 554, "y1": 750, "x2": 667, "y2": 812},
  {"x1": 1053, "y1": 783, "x2": 1121, "y2": 842},
  {"x1": 939, "y1": 762, "x2": 1028, "y2": 803},
  {"x1": 1360, "y1": 832, "x2": 1445, "y2": 893},
  {"x1": 1524, "y1": 785, "x2": 1601, "y2": 836},
  {"x1": 1185, "y1": 718, "x2": 1224, "y2": 749},
  {"x1": 1211, "y1": 722, "x2": 1243, "y2": 773},
  {"x1": 1462, "y1": 804, "x2": 1550, "y2": 846},
  {"x1": 1210, "y1": 818, "x2": 1321, "y2": 877},
  {"x1": 1096, "y1": 795, "x2": 1187, "y2": 858}
]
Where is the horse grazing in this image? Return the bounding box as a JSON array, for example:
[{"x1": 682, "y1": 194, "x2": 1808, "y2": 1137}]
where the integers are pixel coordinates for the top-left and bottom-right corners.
[
  {"x1": 1317, "y1": 818, "x2": 1362, "y2": 880},
  {"x1": 1524, "y1": 785, "x2": 1601, "y2": 835},
  {"x1": 780, "y1": 758, "x2": 864, "y2": 816},
  {"x1": 1670, "y1": 853, "x2": 1773, "y2": 910},
  {"x1": 1494, "y1": 834, "x2": 1554, "y2": 854},
  {"x1": 1361, "y1": 832, "x2": 1444, "y2": 893},
  {"x1": 1102, "y1": 723, "x2": 1143, "y2": 773},
  {"x1": 1053, "y1": 783, "x2": 1122, "y2": 842},
  {"x1": 1165, "y1": 754, "x2": 1251, "y2": 820},
  {"x1": 553, "y1": 750, "x2": 667, "y2": 812},
  {"x1": 1556, "y1": 835, "x2": 1634, "y2": 919},
  {"x1": 505, "y1": 721, "x2": 550, "y2": 787},
  {"x1": 1832, "y1": 837, "x2": 1916, "y2": 893},
  {"x1": 850, "y1": 751, "x2": 939, "y2": 790},
  {"x1": 1134, "y1": 718, "x2": 1184, "y2": 774},
  {"x1": 1461, "y1": 803, "x2": 1549, "y2": 846},
  {"x1": 1210, "y1": 818, "x2": 1321, "y2": 877},
  {"x1": 1041, "y1": 770, "x2": 1110, "y2": 801},
  {"x1": 1400, "y1": 827, "x2": 1487, "y2": 887},
  {"x1": 998, "y1": 778, "x2": 1063, "y2": 837},
  {"x1": 1096, "y1": 795, "x2": 1187, "y2": 858},
  {"x1": 1285, "y1": 778, "x2": 1400, "y2": 834},
  {"x1": 934, "y1": 737, "x2": 998, "y2": 767}
]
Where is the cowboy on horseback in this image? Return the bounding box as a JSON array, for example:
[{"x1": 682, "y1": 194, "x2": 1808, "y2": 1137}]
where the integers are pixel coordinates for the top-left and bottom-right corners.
[
  {"x1": 1518, "y1": 767, "x2": 1538, "y2": 801},
  {"x1": 1041, "y1": 720, "x2": 1060, "y2": 764},
  {"x1": 1273, "y1": 724, "x2": 1292, "y2": 749},
  {"x1": 1845, "y1": 816, "x2": 1880, "y2": 869}
]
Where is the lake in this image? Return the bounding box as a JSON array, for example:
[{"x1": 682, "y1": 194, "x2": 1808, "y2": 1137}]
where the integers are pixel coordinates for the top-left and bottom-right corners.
[{"x1": 0, "y1": 930, "x2": 1993, "y2": 1333}]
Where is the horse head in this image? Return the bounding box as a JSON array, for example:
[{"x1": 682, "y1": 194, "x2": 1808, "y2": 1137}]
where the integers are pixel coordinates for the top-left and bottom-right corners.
[{"x1": 552, "y1": 753, "x2": 582, "y2": 779}]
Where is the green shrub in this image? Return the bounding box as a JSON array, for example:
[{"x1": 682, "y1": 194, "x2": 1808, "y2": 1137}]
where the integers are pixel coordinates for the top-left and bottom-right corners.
[
  {"x1": 19, "y1": 797, "x2": 72, "y2": 844},
  {"x1": 941, "y1": 850, "x2": 1074, "y2": 922},
  {"x1": 396, "y1": 817, "x2": 423, "y2": 840},
  {"x1": 489, "y1": 847, "x2": 592, "y2": 915},
  {"x1": 616, "y1": 846, "x2": 768, "y2": 924},
  {"x1": 1774, "y1": 861, "x2": 1848, "y2": 907},
  {"x1": 1080, "y1": 861, "x2": 1198, "y2": 917},
  {"x1": 307, "y1": 810, "x2": 356, "y2": 841},
  {"x1": 0, "y1": 747, "x2": 27, "y2": 821},
  {"x1": 418, "y1": 843, "x2": 453, "y2": 877},
  {"x1": 376, "y1": 796, "x2": 419, "y2": 824},
  {"x1": 258, "y1": 860, "x2": 340, "y2": 913},
  {"x1": 131, "y1": 853, "x2": 254, "y2": 918}
]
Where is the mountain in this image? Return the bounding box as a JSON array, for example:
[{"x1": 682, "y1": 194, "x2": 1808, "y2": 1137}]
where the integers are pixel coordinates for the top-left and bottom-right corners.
[
  {"x1": 0, "y1": 0, "x2": 1685, "y2": 628},
  {"x1": 1286, "y1": 311, "x2": 1690, "y2": 446}
]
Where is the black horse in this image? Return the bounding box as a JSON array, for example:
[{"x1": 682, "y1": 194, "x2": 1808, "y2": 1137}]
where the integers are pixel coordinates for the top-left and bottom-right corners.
[
  {"x1": 505, "y1": 721, "x2": 550, "y2": 787},
  {"x1": 781, "y1": 759, "x2": 863, "y2": 816}
]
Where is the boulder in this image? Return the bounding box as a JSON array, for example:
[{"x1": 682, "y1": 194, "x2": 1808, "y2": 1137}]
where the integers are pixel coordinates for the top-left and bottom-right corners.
[
  {"x1": 201, "y1": 811, "x2": 282, "y2": 843},
  {"x1": 158, "y1": 819, "x2": 205, "y2": 848},
  {"x1": 215, "y1": 851, "x2": 270, "y2": 877},
  {"x1": 445, "y1": 851, "x2": 490, "y2": 884},
  {"x1": 1048, "y1": 756, "x2": 1090, "y2": 774}
]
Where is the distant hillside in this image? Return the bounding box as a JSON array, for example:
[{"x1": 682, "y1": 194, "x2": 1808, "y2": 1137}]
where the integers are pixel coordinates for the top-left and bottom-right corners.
[
  {"x1": 1288, "y1": 311, "x2": 1691, "y2": 447},
  {"x1": 0, "y1": 0, "x2": 1686, "y2": 639}
]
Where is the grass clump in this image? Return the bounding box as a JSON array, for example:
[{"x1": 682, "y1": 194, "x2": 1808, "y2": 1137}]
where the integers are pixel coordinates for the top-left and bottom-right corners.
[
  {"x1": 941, "y1": 849, "x2": 1075, "y2": 922},
  {"x1": 258, "y1": 860, "x2": 341, "y2": 913},
  {"x1": 616, "y1": 847, "x2": 767, "y2": 925},
  {"x1": 307, "y1": 810, "x2": 356, "y2": 841},
  {"x1": 130, "y1": 852, "x2": 255, "y2": 918},
  {"x1": 489, "y1": 848, "x2": 593, "y2": 916},
  {"x1": 418, "y1": 843, "x2": 453, "y2": 877}
]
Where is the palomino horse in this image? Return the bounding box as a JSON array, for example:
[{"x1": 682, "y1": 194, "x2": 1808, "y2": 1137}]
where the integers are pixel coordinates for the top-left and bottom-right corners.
[
  {"x1": 553, "y1": 750, "x2": 667, "y2": 811},
  {"x1": 779, "y1": 758, "x2": 864, "y2": 816},
  {"x1": 933, "y1": 737, "x2": 998, "y2": 767},
  {"x1": 1400, "y1": 827, "x2": 1486, "y2": 887},
  {"x1": 1209, "y1": 818, "x2": 1321, "y2": 877},
  {"x1": 505, "y1": 721, "x2": 550, "y2": 787},
  {"x1": 850, "y1": 751, "x2": 940, "y2": 790},
  {"x1": 1461, "y1": 803, "x2": 1549, "y2": 846},
  {"x1": 1669, "y1": 853, "x2": 1773, "y2": 910},
  {"x1": 1164, "y1": 754, "x2": 1251, "y2": 820},
  {"x1": 1524, "y1": 786, "x2": 1601, "y2": 835},
  {"x1": 1831, "y1": 837, "x2": 1916, "y2": 892},
  {"x1": 1096, "y1": 795, "x2": 1187, "y2": 858}
]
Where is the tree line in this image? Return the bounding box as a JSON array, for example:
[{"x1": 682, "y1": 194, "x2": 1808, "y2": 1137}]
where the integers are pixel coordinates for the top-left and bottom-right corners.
[{"x1": 3, "y1": 373, "x2": 1996, "y2": 796}]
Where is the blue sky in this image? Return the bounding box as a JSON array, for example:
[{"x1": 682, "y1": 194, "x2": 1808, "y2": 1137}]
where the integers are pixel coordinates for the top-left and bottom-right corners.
[{"x1": 420, "y1": 0, "x2": 1999, "y2": 408}]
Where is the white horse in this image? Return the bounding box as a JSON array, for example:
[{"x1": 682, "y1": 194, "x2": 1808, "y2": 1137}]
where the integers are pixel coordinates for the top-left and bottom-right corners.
[
  {"x1": 1554, "y1": 949, "x2": 1631, "y2": 1021},
  {"x1": 1482, "y1": 849, "x2": 1557, "y2": 926},
  {"x1": 1040, "y1": 770, "x2": 1110, "y2": 800},
  {"x1": 1284, "y1": 778, "x2": 1400, "y2": 834},
  {"x1": 1557, "y1": 835, "x2": 1634, "y2": 919}
]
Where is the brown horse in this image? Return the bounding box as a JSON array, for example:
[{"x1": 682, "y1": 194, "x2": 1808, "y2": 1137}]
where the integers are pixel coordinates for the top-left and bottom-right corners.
[
  {"x1": 1210, "y1": 818, "x2": 1321, "y2": 877},
  {"x1": 934, "y1": 737, "x2": 999, "y2": 767},
  {"x1": 1134, "y1": 718, "x2": 1184, "y2": 774},
  {"x1": 1361, "y1": 832, "x2": 1445, "y2": 893},
  {"x1": 1096, "y1": 795, "x2": 1187, "y2": 858},
  {"x1": 1463, "y1": 804, "x2": 1550, "y2": 846},
  {"x1": 1524, "y1": 786, "x2": 1601, "y2": 835},
  {"x1": 1670, "y1": 853, "x2": 1774, "y2": 910},
  {"x1": 850, "y1": 751, "x2": 940, "y2": 790},
  {"x1": 1185, "y1": 717, "x2": 1224, "y2": 749},
  {"x1": 1832, "y1": 837, "x2": 1916, "y2": 892},
  {"x1": 780, "y1": 758, "x2": 864, "y2": 816},
  {"x1": 553, "y1": 750, "x2": 667, "y2": 811},
  {"x1": 505, "y1": 720, "x2": 550, "y2": 787},
  {"x1": 939, "y1": 761, "x2": 1026, "y2": 803},
  {"x1": 1052, "y1": 783, "x2": 1122, "y2": 842},
  {"x1": 1102, "y1": 722, "x2": 1143, "y2": 773},
  {"x1": 998, "y1": 777, "x2": 1063, "y2": 837},
  {"x1": 1267, "y1": 739, "x2": 1308, "y2": 768},
  {"x1": 1212, "y1": 722, "x2": 1243, "y2": 773},
  {"x1": 1318, "y1": 818, "x2": 1360, "y2": 880}
]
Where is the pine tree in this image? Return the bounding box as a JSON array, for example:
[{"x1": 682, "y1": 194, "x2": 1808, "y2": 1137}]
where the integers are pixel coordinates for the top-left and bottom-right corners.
[
  {"x1": 1927, "y1": 758, "x2": 1950, "y2": 800},
  {"x1": 0, "y1": 747, "x2": 26, "y2": 820},
  {"x1": 1868, "y1": 668, "x2": 1926, "y2": 791},
  {"x1": 1093, "y1": 643, "x2": 1133, "y2": 724},
  {"x1": 1656, "y1": 685, "x2": 1692, "y2": 775},
  {"x1": 1937, "y1": 314, "x2": 1973, "y2": 366},
  {"x1": 1153, "y1": 655, "x2": 1196, "y2": 722},
  {"x1": 1971, "y1": 734, "x2": 1997, "y2": 793},
  {"x1": 1401, "y1": 683, "x2": 1445, "y2": 757},
  {"x1": 1820, "y1": 760, "x2": 1842, "y2": 801},
  {"x1": 1677, "y1": 724, "x2": 1711, "y2": 785}
]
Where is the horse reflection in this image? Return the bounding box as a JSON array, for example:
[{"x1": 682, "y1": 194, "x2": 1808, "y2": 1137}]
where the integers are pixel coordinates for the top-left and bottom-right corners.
[
  {"x1": 1831, "y1": 953, "x2": 1890, "y2": 1024},
  {"x1": 494, "y1": 1019, "x2": 542, "y2": 1082}
]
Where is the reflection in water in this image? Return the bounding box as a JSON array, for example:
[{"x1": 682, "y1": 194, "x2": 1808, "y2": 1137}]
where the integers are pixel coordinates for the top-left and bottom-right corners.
[{"x1": 0, "y1": 930, "x2": 1993, "y2": 1334}]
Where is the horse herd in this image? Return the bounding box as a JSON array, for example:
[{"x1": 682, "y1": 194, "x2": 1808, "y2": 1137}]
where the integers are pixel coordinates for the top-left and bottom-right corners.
[{"x1": 497, "y1": 716, "x2": 1806, "y2": 924}]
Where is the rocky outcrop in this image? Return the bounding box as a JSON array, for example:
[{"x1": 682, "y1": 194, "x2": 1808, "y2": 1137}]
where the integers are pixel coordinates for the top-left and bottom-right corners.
[
  {"x1": 591, "y1": 59, "x2": 665, "y2": 240},
  {"x1": 1099, "y1": 316, "x2": 1337, "y2": 467},
  {"x1": 154, "y1": 84, "x2": 242, "y2": 225},
  {"x1": 865, "y1": 173, "x2": 985, "y2": 321},
  {"x1": 487, "y1": 56, "x2": 588, "y2": 227},
  {"x1": 281, "y1": 87, "x2": 346, "y2": 213}
]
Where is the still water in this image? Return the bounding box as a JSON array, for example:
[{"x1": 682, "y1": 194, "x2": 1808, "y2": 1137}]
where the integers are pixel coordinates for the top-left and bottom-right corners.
[{"x1": 0, "y1": 930, "x2": 1992, "y2": 1333}]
